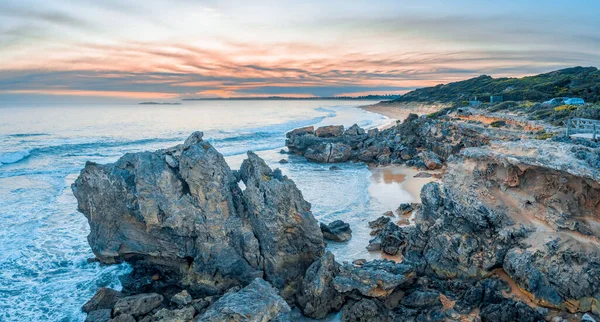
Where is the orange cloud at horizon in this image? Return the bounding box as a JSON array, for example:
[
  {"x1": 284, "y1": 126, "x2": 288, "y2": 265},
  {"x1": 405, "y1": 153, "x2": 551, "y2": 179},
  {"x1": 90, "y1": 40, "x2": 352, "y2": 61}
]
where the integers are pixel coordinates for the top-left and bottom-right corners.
[{"x1": 2, "y1": 89, "x2": 180, "y2": 99}]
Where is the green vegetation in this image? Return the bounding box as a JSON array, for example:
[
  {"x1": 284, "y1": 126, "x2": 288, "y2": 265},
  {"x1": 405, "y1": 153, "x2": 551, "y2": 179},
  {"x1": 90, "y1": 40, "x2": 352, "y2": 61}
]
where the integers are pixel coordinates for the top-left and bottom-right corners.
[
  {"x1": 535, "y1": 132, "x2": 555, "y2": 140},
  {"x1": 553, "y1": 105, "x2": 578, "y2": 112},
  {"x1": 390, "y1": 67, "x2": 600, "y2": 104},
  {"x1": 490, "y1": 120, "x2": 506, "y2": 128}
]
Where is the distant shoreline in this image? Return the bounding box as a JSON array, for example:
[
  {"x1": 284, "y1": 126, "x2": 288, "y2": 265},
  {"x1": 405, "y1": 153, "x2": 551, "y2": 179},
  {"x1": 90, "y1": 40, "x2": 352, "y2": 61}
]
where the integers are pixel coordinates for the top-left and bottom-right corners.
[
  {"x1": 182, "y1": 96, "x2": 399, "y2": 101},
  {"x1": 138, "y1": 102, "x2": 182, "y2": 105},
  {"x1": 359, "y1": 101, "x2": 449, "y2": 121}
]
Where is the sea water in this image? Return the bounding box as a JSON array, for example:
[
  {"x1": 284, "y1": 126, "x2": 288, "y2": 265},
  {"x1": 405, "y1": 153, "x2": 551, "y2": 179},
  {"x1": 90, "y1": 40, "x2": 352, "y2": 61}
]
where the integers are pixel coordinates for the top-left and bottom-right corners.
[{"x1": 0, "y1": 100, "x2": 411, "y2": 321}]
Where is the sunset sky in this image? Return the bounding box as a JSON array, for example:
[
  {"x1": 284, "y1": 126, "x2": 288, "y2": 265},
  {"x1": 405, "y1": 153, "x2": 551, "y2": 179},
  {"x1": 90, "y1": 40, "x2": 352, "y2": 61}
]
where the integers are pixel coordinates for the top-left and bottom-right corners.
[{"x1": 1, "y1": 0, "x2": 600, "y2": 102}]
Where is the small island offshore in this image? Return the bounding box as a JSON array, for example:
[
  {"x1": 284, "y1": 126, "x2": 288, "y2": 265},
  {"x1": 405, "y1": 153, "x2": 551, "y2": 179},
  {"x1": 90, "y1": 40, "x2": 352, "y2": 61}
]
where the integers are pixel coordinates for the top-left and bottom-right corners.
[{"x1": 74, "y1": 67, "x2": 600, "y2": 322}]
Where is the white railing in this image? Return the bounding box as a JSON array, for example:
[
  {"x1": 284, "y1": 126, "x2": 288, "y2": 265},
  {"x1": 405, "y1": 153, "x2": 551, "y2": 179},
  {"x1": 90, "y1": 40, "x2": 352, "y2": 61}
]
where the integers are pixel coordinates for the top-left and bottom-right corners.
[{"x1": 567, "y1": 118, "x2": 600, "y2": 140}]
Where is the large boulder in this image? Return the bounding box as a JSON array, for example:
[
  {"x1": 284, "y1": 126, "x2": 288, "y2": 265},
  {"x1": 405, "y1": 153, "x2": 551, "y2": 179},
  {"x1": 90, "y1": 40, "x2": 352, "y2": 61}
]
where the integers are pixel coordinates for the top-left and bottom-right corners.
[
  {"x1": 305, "y1": 143, "x2": 352, "y2": 163},
  {"x1": 333, "y1": 260, "x2": 416, "y2": 298},
  {"x1": 72, "y1": 132, "x2": 324, "y2": 299},
  {"x1": 82, "y1": 287, "x2": 123, "y2": 313},
  {"x1": 238, "y1": 152, "x2": 325, "y2": 299},
  {"x1": 316, "y1": 125, "x2": 344, "y2": 138},
  {"x1": 113, "y1": 293, "x2": 164, "y2": 317},
  {"x1": 341, "y1": 298, "x2": 392, "y2": 322},
  {"x1": 320, "y1": 220, "x2": 352, "y2": 242},
  {"x1": 199, "y1": 278, "x2": 291, "y2": 322},
  {"x1": 298, "y1": 252, "x2": 344, "y2": 319},
  {"x1": 286, "y1": 126, "x2": 314, "y2": 138}
]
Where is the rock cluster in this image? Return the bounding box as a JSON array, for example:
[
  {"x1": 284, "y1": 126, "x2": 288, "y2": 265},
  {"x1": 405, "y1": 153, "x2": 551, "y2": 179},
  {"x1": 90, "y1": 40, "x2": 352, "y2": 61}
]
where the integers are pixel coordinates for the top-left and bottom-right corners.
[
  {"x1": 74, "y1": 127, "x2": 600, "y2": 321},
  {"x1": 368, "y1": 139, "x2": 600, "y2": 316},
  {"x1": 285, "y1": 114, "x2": 516, "y2": 168}
]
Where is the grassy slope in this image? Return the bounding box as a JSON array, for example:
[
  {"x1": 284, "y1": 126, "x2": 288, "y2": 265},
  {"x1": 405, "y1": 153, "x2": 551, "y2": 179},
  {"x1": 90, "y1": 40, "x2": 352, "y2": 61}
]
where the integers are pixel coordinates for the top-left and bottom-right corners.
[{"x1": 390, "y1": 66, "x2": 600, "y2": 104}]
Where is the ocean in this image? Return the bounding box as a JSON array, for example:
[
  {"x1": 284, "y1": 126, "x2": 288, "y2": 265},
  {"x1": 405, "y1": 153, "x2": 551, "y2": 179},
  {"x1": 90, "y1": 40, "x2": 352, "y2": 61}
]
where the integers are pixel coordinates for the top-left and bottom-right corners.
[{"x1": 0, "y1": 100, "x2": 418, "y2": 321}]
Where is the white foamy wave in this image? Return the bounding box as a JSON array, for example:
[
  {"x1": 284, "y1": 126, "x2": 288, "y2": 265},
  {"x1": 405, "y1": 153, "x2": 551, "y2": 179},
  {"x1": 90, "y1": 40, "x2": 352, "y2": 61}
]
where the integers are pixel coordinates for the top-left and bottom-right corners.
[{"x1": 0, "y1": 150, "x2": 31, "y2": 166}]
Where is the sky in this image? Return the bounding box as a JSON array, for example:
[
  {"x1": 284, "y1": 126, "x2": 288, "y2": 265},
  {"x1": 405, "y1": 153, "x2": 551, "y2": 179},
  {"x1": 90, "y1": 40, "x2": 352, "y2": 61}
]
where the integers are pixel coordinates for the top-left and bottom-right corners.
[{"x1": 1, "y1": 0, "x2": 600, "y2": 102}]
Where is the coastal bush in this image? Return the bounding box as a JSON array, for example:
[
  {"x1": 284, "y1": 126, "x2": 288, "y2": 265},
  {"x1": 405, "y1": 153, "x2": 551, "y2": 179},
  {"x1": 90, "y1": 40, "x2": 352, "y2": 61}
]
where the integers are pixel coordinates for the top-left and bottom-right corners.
[
  {"x1": 490, "y1": 120, "x2": 506, "y2": 128},
  {"x1": 554, "y1": 105, "x2": 578, "y2": 112},
  {"x1": 391, "y1": 67, "x2": 600, "y2": 104}
]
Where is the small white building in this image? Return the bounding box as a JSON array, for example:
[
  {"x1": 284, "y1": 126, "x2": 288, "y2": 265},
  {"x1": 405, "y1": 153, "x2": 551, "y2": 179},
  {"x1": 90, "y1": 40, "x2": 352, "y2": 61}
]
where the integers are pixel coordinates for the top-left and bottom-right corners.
[{"x1": 564, "y1": 98, "x2": 585, "y2": 105}]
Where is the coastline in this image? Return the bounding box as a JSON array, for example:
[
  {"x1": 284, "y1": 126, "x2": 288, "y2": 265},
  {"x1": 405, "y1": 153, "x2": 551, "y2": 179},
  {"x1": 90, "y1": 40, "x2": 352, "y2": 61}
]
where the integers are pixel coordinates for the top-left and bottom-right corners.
[{"x1": 360, "y1": 101, "x2": 450, "y2": 122}]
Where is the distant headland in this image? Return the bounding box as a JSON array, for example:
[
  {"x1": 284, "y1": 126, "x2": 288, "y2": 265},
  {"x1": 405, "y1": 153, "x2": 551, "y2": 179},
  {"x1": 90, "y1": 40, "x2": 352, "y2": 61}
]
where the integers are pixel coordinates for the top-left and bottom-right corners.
[{"x1": 182, "y1": 94, "x2": 402, "y2": 101}]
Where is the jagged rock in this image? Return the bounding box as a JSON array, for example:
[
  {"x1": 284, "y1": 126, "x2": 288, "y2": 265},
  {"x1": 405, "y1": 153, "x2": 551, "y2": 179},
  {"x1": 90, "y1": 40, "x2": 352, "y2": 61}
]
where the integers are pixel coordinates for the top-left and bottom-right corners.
[
  {"x1": 418, "y1": 151, "x2": 443, "y2": 170},
  {"x1": 199, "y1": 278, "x2": 291, "y2": 322},
  {"x1": 366, "y1": 237, "x2": 381, "y2": 251},
  {"x1": 378, "y1": 222, "x2": 409, "y2": 256},
  {"x1": 329, "y1": 143, "x2": 353, "y2": 162},
  {"x1": 383, "y1": 210, "x2": 395, "y2": 217},
  {"x1": 368, "y1": 216, "x2": 391, "y2": 236},
  {"x1": 352, "y1": 259, "x2": 366, "y2": 266},
  {"x1": 400, "y1": 290, "x2": 441, "y2": 308},
  {"x1": 109, "y1": 314, "x2": 136, "y2": 322},
  {"x1": 341, "y1": 298, "x2": 393, "y2": 322},
  {"x1": 333, "y1": 260, "x2": 416, "y2": 297},
  {"x1": 278, "y1": 159, "x2": 288, "y2": 164},
  {"x1": 316, "y1": 125, "x2": 344, "y2": 138},
  {"x1": 286, "y1": 126, "x2": 314, "y2": 138},
  {"x1": 239, "y1": 152, "x2": 324, "y2": 298},
  {"x1": 151, "y1": 306, "x2": 196, "y2": 322},
  {"x1": 397, "y1": 203, "x2": 414, "y2": 216},
  {"x1": 85, "y1": 309, "x2": 111, "y2": 322},
  {"x1": 305, "y1": 143, "x2": 352, "y2": 163},
  {"x1": 320, "y1": 220, "x2": 352, "y2": 242},
  {"x1": 82, "y1": 287, "x2": 123, "y2": 313},
  {"x1": 113, "y1": 293, "x2": 164, "y2": 317},
  {"x1": 171, "y1": 290, "x2": 192, "y2": 307},
  {"x1": 329, "y1": 165, "x2": 341, "y2": 171},
  {"x1": 344, "y1": 124, "x2": 366, "y2": 136},
  {"x1": 479, "y1": 300, "x2": 543, "y2": 322},
  {"x1": 395, "y1": 140, "x2": 600, "y2": 314},
  {"x1": 298, "y1": 252, "x2": 344, "y2": 319},
  {"x1": 72, "y1": 132, "x2": 324, "y2": 299}
]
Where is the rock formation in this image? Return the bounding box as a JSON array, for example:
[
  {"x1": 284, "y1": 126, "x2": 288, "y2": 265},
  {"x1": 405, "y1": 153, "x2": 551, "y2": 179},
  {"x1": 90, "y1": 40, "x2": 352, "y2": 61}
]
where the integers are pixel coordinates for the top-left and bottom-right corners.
[
  {"x1": 320, "y1": 220, "x2": 352, "y2": 242},
  {"x1": 372, "y1": 139, "x2": 600, "y2": 316},
  {"x1": 72, "y1": 132, "x2": 324, "y2": 301},
  {"x1": 74, "y1": 114, "x2": 600, "y2": 321}
]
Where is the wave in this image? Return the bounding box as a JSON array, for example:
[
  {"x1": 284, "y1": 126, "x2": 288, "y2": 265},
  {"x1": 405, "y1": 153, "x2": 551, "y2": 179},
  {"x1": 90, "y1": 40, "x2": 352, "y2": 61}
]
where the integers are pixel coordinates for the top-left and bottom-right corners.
[
  {"x1": 0, "y1": 137, "x2": 183, "y2": 167},
  {"x1": 314, "y1": 107, "x2": 337, "y2": 117},
  {"x1": 0, "y1": 150, "x2": 32, "y2": 166},
  {"x1": 0, "y1": 108, "x2": 341, "y2": 166},
  {"x1": 8, "y1": 133, "x2": 49, "y2": 138}
]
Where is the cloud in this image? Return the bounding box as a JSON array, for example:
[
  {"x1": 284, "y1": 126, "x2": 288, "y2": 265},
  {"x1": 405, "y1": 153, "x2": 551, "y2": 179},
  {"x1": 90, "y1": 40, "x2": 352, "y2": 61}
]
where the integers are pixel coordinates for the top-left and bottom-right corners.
[{"x1": 0, "y1": 1, "x2": 599, "y2": 100}]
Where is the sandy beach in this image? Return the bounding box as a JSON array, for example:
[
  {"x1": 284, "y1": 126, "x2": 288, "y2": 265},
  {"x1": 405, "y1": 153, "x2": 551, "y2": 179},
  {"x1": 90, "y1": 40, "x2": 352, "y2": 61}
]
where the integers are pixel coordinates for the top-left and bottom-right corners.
[{"x1": 362, "y1": 101, "x2": 450, "y2": 122}]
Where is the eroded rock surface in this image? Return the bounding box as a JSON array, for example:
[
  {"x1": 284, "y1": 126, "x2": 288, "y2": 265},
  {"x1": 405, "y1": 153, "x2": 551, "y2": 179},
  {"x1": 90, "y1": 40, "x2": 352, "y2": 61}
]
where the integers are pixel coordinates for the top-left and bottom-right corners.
[
  {"x1": 199, "y1": 278, "x2": 291, "y2": 322},
  {"x1": 73, "y1": 132, "x2": 324, "y2": 300},
  {"x1": 320, "y1": 220, "x2": 352, "y2": 242},
  {"x1": 391, "y1": 140, "x2": 600, "y2": 315}
]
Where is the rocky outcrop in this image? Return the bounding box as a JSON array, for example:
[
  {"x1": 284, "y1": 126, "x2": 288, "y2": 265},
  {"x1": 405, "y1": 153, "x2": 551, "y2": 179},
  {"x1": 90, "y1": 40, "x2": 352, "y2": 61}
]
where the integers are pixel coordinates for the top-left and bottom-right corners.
[
  {"x1": 316, "y1": 125, "x2": 344, "y2": 138},
  {"x1": 320, "y1": 220, "x2": 352, "y2": 242},
  {"x1": 199, "y1": 278, "x2": 291, "y2": 322},
  {"x1": 113, "y1": 293, "x2": 164, "y2": 317},
  {"x1": 285, "y1": 111, "x2": 534, "y2": 166},
  {"x1": 298, "y1": 252, "x2": 344, "y2": 319},
  {"x1": 73, "y1": 132, "x2": 324, "y2": 300},
  {"x1": 333, "y1": 260, "x2": 416, "y2": 298},
  {"x1": 385, "y1": 139, "x2": 600, "y2": 315}
]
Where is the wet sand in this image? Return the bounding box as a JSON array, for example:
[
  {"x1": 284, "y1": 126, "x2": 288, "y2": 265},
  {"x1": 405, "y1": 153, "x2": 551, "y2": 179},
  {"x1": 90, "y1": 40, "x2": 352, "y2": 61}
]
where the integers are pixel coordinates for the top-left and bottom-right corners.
[{"x1": 368, "y1": 165, "x2": 439, "y2": 208}]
